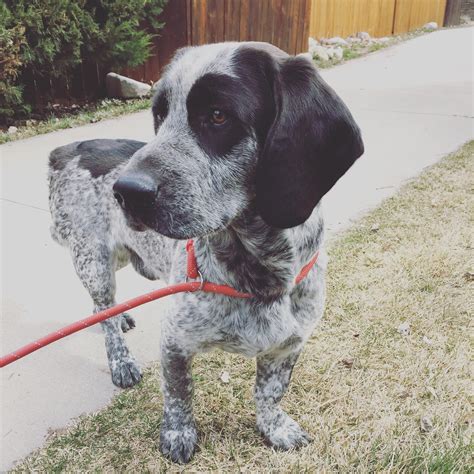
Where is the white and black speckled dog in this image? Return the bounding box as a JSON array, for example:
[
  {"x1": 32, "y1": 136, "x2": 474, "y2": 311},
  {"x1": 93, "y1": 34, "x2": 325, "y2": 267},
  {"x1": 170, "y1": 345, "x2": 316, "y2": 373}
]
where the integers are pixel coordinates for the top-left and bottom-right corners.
[{"x1": 48, "y1": 42, "x2": 363, "y2": 463}]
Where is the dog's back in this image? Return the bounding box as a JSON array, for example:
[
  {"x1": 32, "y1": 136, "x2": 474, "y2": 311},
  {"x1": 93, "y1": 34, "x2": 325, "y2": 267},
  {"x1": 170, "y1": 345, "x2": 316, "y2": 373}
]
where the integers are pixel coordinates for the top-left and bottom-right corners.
[{"x1": 48, "y1": 139, "x2": 145, "y2": 246}]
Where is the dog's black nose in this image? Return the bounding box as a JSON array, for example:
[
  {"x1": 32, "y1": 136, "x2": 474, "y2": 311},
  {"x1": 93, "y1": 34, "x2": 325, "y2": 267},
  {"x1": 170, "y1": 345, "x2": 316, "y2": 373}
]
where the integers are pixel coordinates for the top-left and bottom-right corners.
[{"x1": 113, "y1": 174, "x2": 157, "y2": 216}]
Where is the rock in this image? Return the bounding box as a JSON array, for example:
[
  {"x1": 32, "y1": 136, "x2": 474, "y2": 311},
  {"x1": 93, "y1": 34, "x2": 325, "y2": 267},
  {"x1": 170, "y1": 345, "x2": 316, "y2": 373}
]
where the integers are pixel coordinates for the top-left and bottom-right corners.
[
  {"x1": 398, "y1": 322, "x2": 410, "y2": 336},
  {"x1": 370, "y1": 223, "x2": 380, "y2": 232},
  {"x1": 357, "y1": 31, "x2": 371, "y2": 41},
  {"x1": 420, "y1": 415, "x2": 433, "y2": 432},
  {"x1": 375, "y1": 37, "x2": 391, "y2": 44},
  {"x1": 308, "y1": 37, "x2": 319, "y2": 49},
  {"x1": 309, "y1": 37, "x2": 325, "y2": 58},
  {"x1": 347, "y1": 36, "x2": 362, "y2": 44},
  {"x1": 324, "y1": 36, "x2": 348, "y2": 46},
  {"x1": 330, "y1": 47, "x2": 343, "y2": 61},
  {"x1": 423, "y1": 22, "x2": 438, "y2": 30},
  {"x1": 220, "y1": 370, "x2": 230, "y2": 383},
  {"x1": 7, "y1": 126, "x2": 18, "y2": 134},
  {"x1": 150, "y1": 80, "x2": 160, "y2": 95},
  {"x1": 106, "y1": 72, "x2": 151, "y2": 99},
  {"x1": 422, "y1": 335, "x2": 433, "y2": 345},
  {"x1": 311, "y1": 45, "x2": 329, "y2": 61}
]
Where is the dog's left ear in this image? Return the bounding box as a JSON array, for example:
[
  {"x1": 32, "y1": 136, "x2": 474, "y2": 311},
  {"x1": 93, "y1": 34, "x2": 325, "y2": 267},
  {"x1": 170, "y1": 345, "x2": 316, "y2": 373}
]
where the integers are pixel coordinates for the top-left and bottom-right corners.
[{"x1": 256, "y1": 55, "x2": 364, "y2": 228}]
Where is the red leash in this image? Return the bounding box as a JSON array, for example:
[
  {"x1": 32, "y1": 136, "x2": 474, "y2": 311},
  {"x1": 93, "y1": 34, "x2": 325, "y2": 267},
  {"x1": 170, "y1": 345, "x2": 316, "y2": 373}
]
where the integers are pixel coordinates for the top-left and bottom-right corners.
[{"x1": 0, "y1": 240, "x2": 318, "y2": 368}]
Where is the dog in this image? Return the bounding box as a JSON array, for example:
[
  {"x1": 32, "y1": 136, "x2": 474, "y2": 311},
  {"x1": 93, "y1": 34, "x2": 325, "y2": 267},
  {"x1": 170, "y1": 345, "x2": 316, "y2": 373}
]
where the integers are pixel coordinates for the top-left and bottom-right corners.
[{"x1": 48, "y1": 42, "x2": 363, "y2": 463}]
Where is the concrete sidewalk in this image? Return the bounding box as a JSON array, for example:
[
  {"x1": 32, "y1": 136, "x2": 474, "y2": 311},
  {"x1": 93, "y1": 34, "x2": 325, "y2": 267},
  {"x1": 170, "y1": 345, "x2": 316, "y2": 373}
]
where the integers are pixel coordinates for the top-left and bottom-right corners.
[{"x1": 1, "y1": 27, "x2": 473, "y2": 470}]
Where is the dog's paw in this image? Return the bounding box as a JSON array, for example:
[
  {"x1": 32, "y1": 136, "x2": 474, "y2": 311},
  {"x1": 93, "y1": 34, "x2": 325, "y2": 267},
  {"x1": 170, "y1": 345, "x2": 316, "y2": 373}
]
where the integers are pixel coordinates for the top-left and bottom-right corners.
[
  {"x1": 159, "y1": 423, "x2": 197, "y2": 464},
  {"x1": 120, "y1": 313, "x2": 136, "y2": 332},
  {"x1": 110, "y1": 355, "x2": 142, "y2": 388},
  {"x1": 258, "y1": 409, "x2": 312, "y2": 450}
]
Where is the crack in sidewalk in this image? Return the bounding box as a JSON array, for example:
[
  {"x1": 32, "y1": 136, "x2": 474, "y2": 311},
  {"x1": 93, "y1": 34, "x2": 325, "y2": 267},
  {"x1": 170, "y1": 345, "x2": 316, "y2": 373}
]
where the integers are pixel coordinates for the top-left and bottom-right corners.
[{"x1": 1, "y1": 197, "x2": 49, "y2": 213}]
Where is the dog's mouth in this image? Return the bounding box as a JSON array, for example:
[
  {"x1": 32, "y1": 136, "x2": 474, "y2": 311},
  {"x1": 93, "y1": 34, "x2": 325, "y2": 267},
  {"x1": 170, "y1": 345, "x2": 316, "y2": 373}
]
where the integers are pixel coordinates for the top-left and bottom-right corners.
[{"x1": 122, "y1": 206, "x2": 232, "y2": 240}]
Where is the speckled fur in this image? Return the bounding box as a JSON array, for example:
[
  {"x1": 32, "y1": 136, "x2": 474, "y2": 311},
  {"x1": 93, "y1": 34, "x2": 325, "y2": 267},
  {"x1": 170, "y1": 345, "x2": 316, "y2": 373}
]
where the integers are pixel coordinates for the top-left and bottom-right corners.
[{"x1": 48, "y1": 42, "x2": 363, "y2": 464}]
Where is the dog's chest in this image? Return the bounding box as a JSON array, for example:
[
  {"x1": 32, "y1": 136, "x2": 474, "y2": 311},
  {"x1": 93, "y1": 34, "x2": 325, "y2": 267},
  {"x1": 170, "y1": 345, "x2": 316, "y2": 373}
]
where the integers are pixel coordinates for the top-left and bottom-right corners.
[
  {"x1": 173, "y1": 293, "x2": 308, "y2": 358},
  {"x1": 215, "y1": 309, "x2": 303, "y2": 357}
]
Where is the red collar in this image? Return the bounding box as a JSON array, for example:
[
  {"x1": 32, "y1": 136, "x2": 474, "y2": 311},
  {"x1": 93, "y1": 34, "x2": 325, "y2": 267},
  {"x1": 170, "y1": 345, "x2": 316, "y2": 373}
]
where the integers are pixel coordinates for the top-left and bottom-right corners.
[{"x1": 186, "y1": 239, "x2": 319, "y2": 298}]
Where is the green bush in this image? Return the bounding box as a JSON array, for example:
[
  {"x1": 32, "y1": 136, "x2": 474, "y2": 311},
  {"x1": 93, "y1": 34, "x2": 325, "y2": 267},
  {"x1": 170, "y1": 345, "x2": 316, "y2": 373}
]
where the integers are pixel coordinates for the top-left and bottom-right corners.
[
  {"x1": 84, "y1": 0, "x2": 166, "y2": 69},
  {"x1": 0, "y1": 3, "x2": 29, "y2": 119},
  {"x1": 0, "y1": 0, "x2": 167, "y2": 123}
]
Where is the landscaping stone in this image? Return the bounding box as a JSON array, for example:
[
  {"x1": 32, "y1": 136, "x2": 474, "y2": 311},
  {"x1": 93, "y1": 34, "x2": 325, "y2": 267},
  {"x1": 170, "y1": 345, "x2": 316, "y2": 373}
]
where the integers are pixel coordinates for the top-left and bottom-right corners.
[
  {"x1": 308, "y1": 37, "x2": 319, "y2": 48},
  {"x1": 423, "y1": 22, "x2": 438, "y2": 30},
  {"x1": 311, "y1": 45, "x2": 329, "y2": 61},
  {"x1": 333, "y1": 47, "x2": 343, "y2": 60},
  {"x1": 308, "y1": 37, "x2": 322, "y2": 57},
  {"x1": 347, "y1": 36, "x2": 362, "y2": 43},
  {"x1": 106, "y1": 72, "x2": 151, "y2": 99},
  {"x1": 376, "y1": 37, "x2": 391, "y2": 44},
  {"x1": 327, "y1": 47, "x2": 343, "y2": 60},
  {"x1": 7, "y1": 126, "x2": 18, "y2": 134},
  {"x1": 357, "y1": 31, "x2": 371, "y2": 41},
  {"x1": 324, "y1": 36, "x2": 348, "y2": 46},
  {"x1": 150, "y1": 80, "x2": 159, "y2": 95}
]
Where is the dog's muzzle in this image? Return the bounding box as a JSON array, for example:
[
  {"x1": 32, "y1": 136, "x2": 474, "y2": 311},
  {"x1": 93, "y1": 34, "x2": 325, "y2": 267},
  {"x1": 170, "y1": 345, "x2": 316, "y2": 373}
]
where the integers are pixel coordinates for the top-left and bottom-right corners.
[{"x1": 113, "y1": 174, "x2": 157, "y2": 231}]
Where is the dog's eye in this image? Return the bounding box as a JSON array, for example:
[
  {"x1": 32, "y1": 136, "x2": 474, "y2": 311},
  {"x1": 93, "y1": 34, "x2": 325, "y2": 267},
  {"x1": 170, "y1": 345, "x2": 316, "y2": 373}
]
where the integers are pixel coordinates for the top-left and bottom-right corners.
[{"x1": 210, "y1": 109, "x2": 227, "y2": 126}]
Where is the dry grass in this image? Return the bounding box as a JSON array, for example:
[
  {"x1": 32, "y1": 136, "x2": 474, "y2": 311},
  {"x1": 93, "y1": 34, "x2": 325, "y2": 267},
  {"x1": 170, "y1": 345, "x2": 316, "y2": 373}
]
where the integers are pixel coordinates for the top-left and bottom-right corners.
[{"x1": 13, "y1": 142, "x2": 473, "y2": 472}]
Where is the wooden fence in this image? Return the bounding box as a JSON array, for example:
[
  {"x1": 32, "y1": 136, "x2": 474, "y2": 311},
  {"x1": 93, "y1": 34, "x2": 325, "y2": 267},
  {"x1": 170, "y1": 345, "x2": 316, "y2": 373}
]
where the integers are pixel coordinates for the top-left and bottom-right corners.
[
  {"x1": 124, "y1": 0, "x2": 311, "y2": 84},
  {"x1": 188, "y1": 0, "x2": 310, "y2": 53},
  {"x1": 30, "y1": 0, "x2": 461, "y2": 105},
  {"x1": 309, "y1": 0, "x2": 448, "y2": 39}
]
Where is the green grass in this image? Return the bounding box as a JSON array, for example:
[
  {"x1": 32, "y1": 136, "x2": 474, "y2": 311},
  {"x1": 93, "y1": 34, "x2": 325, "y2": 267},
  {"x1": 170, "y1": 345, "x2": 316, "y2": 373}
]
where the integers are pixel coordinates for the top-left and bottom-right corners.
[{"x1": 12, "y1": 142, "x2": 473, "y2": 472}]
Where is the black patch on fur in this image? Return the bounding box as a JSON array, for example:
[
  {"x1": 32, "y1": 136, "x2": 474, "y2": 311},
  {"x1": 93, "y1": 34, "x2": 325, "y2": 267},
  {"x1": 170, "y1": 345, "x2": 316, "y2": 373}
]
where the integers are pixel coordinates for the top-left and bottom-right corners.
[
  {"x1": 77, "y1": 139, "x2": 145, "y2": 178},
  {"x1": 186, "y1": 73, "x2": 250, "y2": 157},
  {"x1": 50, "y1": 139, "x2": 145, "y2": 178},
  {"x1": 255, "y1": 55, "x2": 364, "y2": 228}
]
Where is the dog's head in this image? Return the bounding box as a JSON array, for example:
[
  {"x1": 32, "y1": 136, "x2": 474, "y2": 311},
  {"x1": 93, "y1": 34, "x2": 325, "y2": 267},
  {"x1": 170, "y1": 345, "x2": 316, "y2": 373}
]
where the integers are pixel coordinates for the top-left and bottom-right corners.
[{"x1": 113, "y1": 42, "x2": 364, "y2": 238}]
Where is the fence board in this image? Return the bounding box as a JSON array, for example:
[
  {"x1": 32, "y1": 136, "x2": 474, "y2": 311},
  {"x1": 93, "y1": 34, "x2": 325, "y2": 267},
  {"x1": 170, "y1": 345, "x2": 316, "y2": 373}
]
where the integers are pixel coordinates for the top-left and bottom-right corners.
[
  {"x1": 444, "y1": 0, "x2": 462, "y2": 26},
  {"x1": 393, "y1": 0, "x2": 447, "y2": 34},
  {"x1": 225, "y1": 0, "x2": 241, "y2": 40},
  {"x1": 123, "y1": 0, "x2": 189, "y2": 85},
  {"x1": 309, "y1": 0, "x2": 445, "y2": 39}
]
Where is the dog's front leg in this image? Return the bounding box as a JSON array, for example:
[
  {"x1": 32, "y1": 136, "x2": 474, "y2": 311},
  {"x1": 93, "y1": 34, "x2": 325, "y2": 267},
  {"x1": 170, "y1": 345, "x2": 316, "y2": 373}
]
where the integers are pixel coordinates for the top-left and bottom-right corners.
[
  {"x1": 159, "y1": 343, "x2": 197, "y2": 464},
  {"x1": 255, "y1": 349, "x2": 311, "y2": 450},
  {"x1": 100, "y1": 315, "x2": 142, "y2": 388}
]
